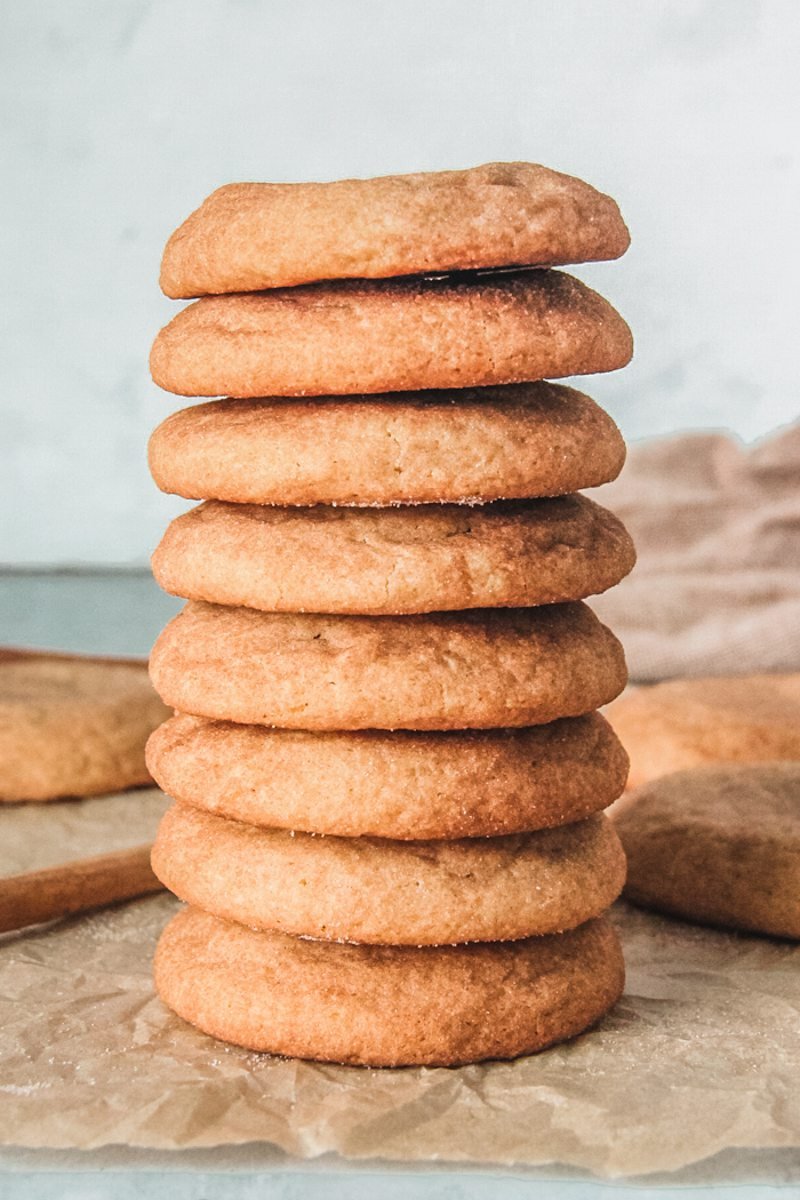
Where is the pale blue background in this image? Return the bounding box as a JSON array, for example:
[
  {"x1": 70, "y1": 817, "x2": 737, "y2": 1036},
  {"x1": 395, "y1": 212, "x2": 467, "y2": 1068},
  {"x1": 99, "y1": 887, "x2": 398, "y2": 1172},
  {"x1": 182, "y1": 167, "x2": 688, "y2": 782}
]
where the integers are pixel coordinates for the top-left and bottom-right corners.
[
  {"x1": 1, "y1": 0, "x2": 799, "y2": 566},
  {"x1": 2, "y1": 1170, "x2": 799, "y2": 1199}
]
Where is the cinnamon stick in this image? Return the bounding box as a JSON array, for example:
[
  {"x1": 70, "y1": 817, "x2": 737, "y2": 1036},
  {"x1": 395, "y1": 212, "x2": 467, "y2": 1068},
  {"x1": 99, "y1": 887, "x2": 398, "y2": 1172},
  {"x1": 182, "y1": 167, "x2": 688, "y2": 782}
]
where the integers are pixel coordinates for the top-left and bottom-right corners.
[{"x1": 0, "y1": 844, "x2": 163, "y2": 934}]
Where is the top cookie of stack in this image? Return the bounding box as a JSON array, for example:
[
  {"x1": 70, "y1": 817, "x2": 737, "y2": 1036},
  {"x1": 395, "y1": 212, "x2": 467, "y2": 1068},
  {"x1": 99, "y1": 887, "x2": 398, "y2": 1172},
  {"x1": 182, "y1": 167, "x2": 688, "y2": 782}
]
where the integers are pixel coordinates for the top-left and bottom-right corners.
[{"x1": 147, "y1": 163, "x2": 634, "y2": 1068}]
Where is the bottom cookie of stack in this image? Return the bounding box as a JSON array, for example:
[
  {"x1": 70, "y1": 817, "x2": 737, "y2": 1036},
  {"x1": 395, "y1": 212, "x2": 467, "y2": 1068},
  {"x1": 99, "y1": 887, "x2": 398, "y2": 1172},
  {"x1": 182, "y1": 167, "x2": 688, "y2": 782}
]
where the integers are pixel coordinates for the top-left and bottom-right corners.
[{"x1": 155, "y1": 907, "x2": 625, "y2": 1068}]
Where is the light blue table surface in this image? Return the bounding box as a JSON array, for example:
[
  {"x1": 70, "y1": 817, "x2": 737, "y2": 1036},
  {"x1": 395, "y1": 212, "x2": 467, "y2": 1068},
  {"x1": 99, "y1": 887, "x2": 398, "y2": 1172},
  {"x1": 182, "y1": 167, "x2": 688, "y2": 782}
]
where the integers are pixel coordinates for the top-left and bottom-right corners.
[{"x1": 2, "y1": 570, "x2": 799, "y2": 1198}]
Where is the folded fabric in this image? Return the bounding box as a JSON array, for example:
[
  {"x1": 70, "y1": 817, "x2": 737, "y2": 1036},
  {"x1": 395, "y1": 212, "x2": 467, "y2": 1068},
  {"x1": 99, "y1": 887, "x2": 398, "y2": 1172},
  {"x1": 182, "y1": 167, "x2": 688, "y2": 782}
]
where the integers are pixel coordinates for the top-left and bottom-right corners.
[{"x1": 591, "y1": 421, "x2": 800, "y2": 681}]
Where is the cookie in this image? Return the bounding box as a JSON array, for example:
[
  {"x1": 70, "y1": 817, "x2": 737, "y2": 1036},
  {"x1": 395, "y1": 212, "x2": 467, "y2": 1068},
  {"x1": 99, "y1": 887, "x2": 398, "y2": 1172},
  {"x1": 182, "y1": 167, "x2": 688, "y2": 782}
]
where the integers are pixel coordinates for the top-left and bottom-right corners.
[
  {"x1": 155, "y1": 908, "x2": 625, "y2": 1065},
  {"x1": 149, "y1": 270, "x2": 633, "y2": 398},
  {"x1": 0, "y1": 649, "x2": 169, "y2": 802},
  {"x1": 614, "y1": 763, "x2": 800, "y2": 938},
  {"x1": 606, "y1": 674, "x2": 800, "y2": 789},
  {"x1": 146, "y1": 711, "x2": 629, "y2": 839},
  {"x1": 151, "y1": 495, "x2": 635, "y2": 616},
  {"x1": 159, "y1": 162, "x2": 630, "y2": 298},
  {"x1": 153, "y1": 804, "x2": 625, "y2": 945},
  {"x1": 148, "y1": 383, "x2": 626, "y2": 507},
  {"x1": 149, "y1": 601, "x2": 627, "y2": 731}
]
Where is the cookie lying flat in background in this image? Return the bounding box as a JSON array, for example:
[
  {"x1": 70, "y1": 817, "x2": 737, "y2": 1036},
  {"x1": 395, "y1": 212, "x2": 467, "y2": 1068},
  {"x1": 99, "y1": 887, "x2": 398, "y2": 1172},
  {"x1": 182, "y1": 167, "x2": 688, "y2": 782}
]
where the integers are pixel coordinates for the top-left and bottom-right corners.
[
  {"x1": 149, "y1": 270, "x2": 632, "y2": 398},
  {"x1": 154, "y1": 908, "x2": 625, "y2": 1067},
  {"x1": 0, "y1": 648, "x2": 170, "y2": 802},
  {"x1": 613, "y1": 763, "x2": 800, "y2": 939},
  {"x1": 148, "y1": 383, "x2": 626, "y2": 508},
  {"x1": 151, "y1": 495, "x2": 635, "y2": 616},
  {"x1": 606, "y1": 673, "x2": 800, "y2": 789},
  {"x1": 159, "y1": 161, "x2": 630, "y2": 297}
]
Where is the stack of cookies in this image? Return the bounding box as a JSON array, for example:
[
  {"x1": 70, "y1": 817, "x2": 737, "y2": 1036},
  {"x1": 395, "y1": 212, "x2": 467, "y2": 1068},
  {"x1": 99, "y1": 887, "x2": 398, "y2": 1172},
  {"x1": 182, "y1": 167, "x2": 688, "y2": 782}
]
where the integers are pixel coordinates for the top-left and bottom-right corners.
[{"x1": 145, "y1": 163, "x2": 635, "y2": 1067}]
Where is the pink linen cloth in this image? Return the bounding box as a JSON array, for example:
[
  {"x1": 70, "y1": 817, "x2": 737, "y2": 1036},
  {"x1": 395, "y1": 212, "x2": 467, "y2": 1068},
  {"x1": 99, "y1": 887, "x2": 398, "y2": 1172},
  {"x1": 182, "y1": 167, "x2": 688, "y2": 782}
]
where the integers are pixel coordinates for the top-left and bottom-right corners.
[{"x1": 591, "y1": 421, "x2": 800, "y2": 682}]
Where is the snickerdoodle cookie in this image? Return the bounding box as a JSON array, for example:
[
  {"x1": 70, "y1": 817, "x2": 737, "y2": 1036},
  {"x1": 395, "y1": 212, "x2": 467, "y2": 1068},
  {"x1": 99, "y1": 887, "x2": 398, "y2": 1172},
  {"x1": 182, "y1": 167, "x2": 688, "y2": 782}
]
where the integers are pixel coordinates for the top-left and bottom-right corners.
[
  {"x1": 148, "y1": 383, "x2": 625, "y2": 507},
  {"x1": 607, "y1": 674, "x2": 800, "y2": 789},
  {"x1": 147, "y1": 711, "x2": 629, "y2": 839},
  {"x1": 160, "y1": 162, "x2": 630, "y2": 297},
  {"x1": 151, "y1": 495, "x2": 635, "y2": 616},
  {"x1": 152, "y1": 805, "x2": 625, "y2": 945},
  {"x1": 149, "y1": 601, "x2": 627, "y2": 731},
  {"x1": 614, "y1": 763, "x2": 800, "y2": 938},
  {"x1": 149, "y1": 270, "x2": 632, "y2": 398},
  {"x1": 154, "y1": 907, "x2": 625, "y2": 1065},
  {"x1": 0, "y1": 649, "x2": 169, "y2": 802}
]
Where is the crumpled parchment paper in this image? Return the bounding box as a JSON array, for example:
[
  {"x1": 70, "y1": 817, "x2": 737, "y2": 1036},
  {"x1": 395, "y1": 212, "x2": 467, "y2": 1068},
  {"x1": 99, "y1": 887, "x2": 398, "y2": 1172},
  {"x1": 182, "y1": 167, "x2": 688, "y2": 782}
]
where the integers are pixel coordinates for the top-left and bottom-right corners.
[{"x1": 1, "y1": 789, "x2": 799, "y2": 1178}]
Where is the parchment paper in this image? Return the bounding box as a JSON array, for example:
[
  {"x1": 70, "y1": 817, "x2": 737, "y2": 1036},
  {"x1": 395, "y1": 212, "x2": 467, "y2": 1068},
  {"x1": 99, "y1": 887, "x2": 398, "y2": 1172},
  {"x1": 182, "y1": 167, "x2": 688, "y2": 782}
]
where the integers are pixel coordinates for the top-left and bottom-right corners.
[{"x1": 1, "y1": 789, "x2": 799, "y2": 1178}]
